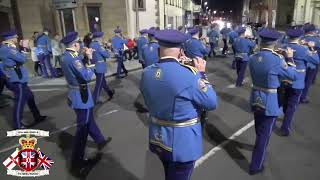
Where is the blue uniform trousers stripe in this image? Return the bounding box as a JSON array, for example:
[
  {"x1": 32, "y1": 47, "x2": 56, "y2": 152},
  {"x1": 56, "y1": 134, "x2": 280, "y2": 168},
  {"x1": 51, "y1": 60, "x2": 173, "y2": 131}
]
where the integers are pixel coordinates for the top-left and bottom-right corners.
[
  {"x1": 250, "y1": 111, "x2": 276, "y2": 171},
  {"x1": 11, "y1": 83, "x2": 40, "y2": 129},
  {"x1": 37, "y1": 54, "x2": 49, "y2": 78},
  {"x1": 72, "y1": 108, "x2": 105, "y2": 162},
  {"x1": 161, "y1": 160, "x2": 195, "y2": 180},
  {"x1": 93, "y1": 73, "x2": 112, "y2": 103},
  {"x1": 37, "y1": 54, "x2": 57, "y2": 78},
  {"x1": 281, "y1": 87, "x2": 303, "y2": 132},
  {"x1": 209, "y1": 42, "x2": 216, "y2": 57},
  {"x1": 116, "y1": 54, "x2": 128, "y2": 77},
  {"x1": 301, "y1": 68, "x2": 317, "y2": 101},
  {"x1": 312, "y1": 64, "x2": 318, "y2": 84},
  {"x1": 44, "y1": 54, "x2": 57, "y2": 77},
  {"x1": 150, "y1": 143, "x2": 195, "y2": 180},
  {"x1": 236, "y1": 59, "x2": 247, "y2": 86}
]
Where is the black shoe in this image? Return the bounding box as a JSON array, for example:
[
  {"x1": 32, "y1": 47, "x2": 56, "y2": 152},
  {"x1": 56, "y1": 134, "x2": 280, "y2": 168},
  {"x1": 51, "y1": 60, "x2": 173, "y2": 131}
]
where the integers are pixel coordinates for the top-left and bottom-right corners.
[
  {"x1": 70, "y1": 154, "x2": 103, "y2": 177},
  {"x1": 279, "y1": 129, "x2": 290, "y2": 137},
  {"x1": 0, "y1": 100, "x2": 9, "y2": 108},
  {"x1": 35, "y1": 115, "x2": 47, "y2": 123},
  {"x1": 108, "y1": 90, "x2": 115, "y2": 100},
  {"x1": 300, "y1": 99, "x2": 310, "y2": 104},
  {"x1": 97, "y1": 137, "x2": 112, "y2": 151},
  {"x1": 95, "y1": 100, "x2": 103, "y2": 105},
  {"x1": 19, "y1": 125, "x2": 27, "y2": 129},
  {"x1": 249, "y1": 166, "x2": 264, "y2": 175},
  {"x1": 21, "y1": 122, "x2": 35, "y2": 128}
]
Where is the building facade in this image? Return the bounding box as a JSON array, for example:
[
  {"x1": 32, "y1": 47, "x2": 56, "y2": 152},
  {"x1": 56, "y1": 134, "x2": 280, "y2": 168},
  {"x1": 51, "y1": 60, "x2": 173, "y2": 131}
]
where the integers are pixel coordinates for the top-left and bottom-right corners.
[
  {"x1": 0, "y1": 0, "x2": 196, "y2": 40},
  {"x1": 292, "y1": 0, "x2": 320, "y2": 26},
  {"x1": 244, "y1": 0, "x2": 278, "y2": 28},
  {"x1": 243, "y1": 0, "x2": 320, "y2": 28},
  {"x1": 157, "y1": 0, "x2": 195, "y2": 29},
  {"x1": 0, "y1": 0, "x2": 129, "y2": 40}
]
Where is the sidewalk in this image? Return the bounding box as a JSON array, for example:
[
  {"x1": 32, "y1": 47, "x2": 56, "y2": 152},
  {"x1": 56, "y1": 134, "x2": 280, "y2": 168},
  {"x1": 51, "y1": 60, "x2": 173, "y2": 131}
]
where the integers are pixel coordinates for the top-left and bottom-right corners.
[{"x1": 27, "y1": 58, "x2": 142, "y2": 87}]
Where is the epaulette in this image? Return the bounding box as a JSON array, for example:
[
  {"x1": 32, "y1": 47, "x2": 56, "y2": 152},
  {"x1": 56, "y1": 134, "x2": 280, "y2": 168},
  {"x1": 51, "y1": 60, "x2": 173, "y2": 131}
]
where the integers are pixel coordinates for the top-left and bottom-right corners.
[{"x1": 179, "y1": 63, "x2": 198, "y2": 75}]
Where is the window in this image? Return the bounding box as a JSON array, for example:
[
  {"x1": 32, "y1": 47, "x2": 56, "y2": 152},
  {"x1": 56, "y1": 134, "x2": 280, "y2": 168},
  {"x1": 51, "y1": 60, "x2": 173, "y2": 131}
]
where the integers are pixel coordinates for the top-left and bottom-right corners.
[
  {"x1": 59, "y1": 9, "x2": 76, "y2": 36},
  {"x1": 133, "y1": 0, "x2": 146, "y2": 11},
  {"x1": 87, "y1": 6, "x2": 101, "y2": 32}
]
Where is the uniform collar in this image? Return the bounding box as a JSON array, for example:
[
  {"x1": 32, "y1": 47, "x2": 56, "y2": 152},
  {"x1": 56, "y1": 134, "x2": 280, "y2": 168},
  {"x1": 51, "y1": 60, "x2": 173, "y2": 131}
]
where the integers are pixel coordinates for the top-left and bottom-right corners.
[
  {"x1": 66, "y1": 48, "x2": 79, "y2": 56},
  {"x1": 261, "y1": 48, "x2": 276, "y2": 53},
  {"x1": 149, "y1": 41, "x2": 158, "y2": 44},
  {"x1": 159, "y1": 56, "x2": 179, "y2": 63},
  {"x1": 66, "y1": 48, "x2": 77, "y2": 52}
]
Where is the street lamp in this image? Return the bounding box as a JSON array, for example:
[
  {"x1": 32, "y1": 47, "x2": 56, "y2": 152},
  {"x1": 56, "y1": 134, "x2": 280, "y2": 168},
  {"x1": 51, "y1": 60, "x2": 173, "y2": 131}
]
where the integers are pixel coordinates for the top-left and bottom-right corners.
[{"x1": 213, "y1": 10, "x2": 217, "y2": 15}]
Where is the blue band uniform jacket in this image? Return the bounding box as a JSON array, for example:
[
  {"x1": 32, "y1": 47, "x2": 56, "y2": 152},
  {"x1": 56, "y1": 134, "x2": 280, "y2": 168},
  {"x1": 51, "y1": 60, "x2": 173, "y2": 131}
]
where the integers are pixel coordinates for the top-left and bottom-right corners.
[
  {"x1": 281, "y1": 42, "x2": 319, "y2": 89},
  {"x1": 233, "y1": 37, "x2": 256, "y2": 62},
  {"x1": 249, "y1": 48, "x2": 298, "y2": 116},
  {"x1": 141, "y1": 41, "x2": 160, "y2": 67},
  {"x1": 0, "y1": 42, "x2": 29, "y2": 83},
  {"x1": 36, "y1": 34, "x2": 52, "y2": 55},
  {"x1": 61, "y1": 48, "x2": 95, "y2": 109},
  {"x1": 301, "y1": 35, "x2": 320, "y2": 69},
  {"x1": 140, "y1": 57, "x2": 218, "y2": 162},
  {"x1": 90, "y1": 41, "x2": 110, "y2": 73}
]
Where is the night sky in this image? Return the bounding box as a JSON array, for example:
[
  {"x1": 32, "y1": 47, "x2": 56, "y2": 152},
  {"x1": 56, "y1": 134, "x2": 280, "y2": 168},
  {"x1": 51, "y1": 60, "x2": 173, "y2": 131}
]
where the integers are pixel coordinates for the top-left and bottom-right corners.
[
  {"x1": 209, "y1": 0, "x2": 244, "y2": 11},
  {"x1": 197, "y1": 0, "x2": 244, "y2": 23},
  {"x1": 193, "y1": 0, "x2": 244, "y2": 10}
]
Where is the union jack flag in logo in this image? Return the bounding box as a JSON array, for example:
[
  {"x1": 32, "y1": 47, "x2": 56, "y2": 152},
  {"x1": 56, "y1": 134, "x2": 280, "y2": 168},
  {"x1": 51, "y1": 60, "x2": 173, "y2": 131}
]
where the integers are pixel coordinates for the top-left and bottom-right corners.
[
  {"x1": 37, "y1": 151, "x2": 54, "y2": 170},
  {"x1": 20, "y1": 151, "x2": 37, "y2": 170}
]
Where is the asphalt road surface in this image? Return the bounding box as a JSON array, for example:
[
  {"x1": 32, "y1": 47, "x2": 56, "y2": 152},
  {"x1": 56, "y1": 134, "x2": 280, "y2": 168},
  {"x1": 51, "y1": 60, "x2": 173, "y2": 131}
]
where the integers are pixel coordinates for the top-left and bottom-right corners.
[{"x1": 0, "y1": 56, "x2": 319, "y2": 180}]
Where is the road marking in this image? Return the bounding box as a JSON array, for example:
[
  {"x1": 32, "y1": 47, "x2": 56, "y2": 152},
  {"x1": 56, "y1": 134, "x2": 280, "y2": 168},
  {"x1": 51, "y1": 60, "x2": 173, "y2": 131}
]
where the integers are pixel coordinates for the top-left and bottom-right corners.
[
  {"x1": 4, "y1": 88, "x2": 66, "y2": 93},
  {"x1": 226, "y1": 84, "x2": 236, "y2": 89},
  {"x1": 31, "y1": 88, "x2": 66, "y2": 92},
  {"x1": 195, "y1": 120, "x2": 255, "y2": 168},
  {"x1": 0, "y1": 109, "x2": 118, "y2": 154},
  {"x1": 98, "y1": 110, "x2": 119, "y2": 117}
]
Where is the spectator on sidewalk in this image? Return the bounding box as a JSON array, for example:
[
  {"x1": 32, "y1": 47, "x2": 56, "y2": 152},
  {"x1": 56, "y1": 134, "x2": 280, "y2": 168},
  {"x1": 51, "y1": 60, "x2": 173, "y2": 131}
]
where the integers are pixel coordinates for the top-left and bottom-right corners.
[
  {"x1": 51, "y1": 34, "x2": 62, "y2": 67},
  {"x1": 124, "y1": 38, "x2": 136, "y2": 61},
  {"x1": 83, "y1": 32, "x2": 93, "y2": 48},
  {"x1": 30, "y1": 32, "x2": 42, "y2": 76}
]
